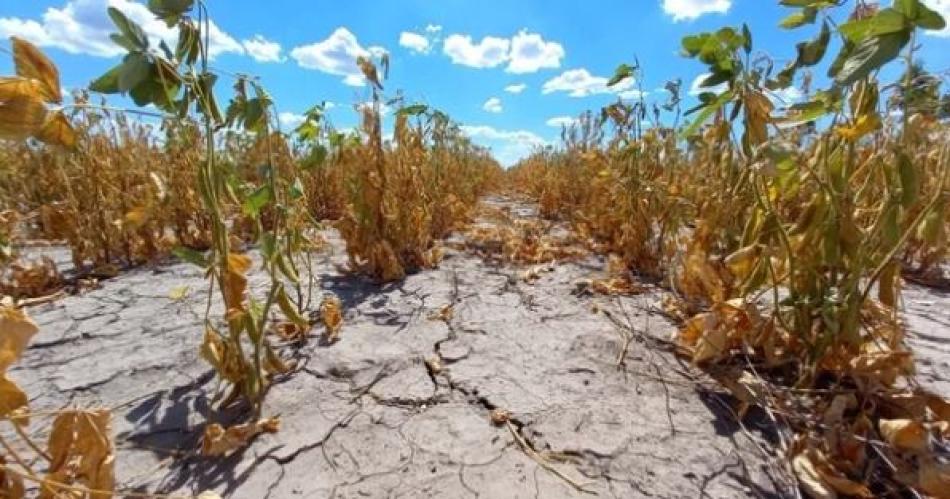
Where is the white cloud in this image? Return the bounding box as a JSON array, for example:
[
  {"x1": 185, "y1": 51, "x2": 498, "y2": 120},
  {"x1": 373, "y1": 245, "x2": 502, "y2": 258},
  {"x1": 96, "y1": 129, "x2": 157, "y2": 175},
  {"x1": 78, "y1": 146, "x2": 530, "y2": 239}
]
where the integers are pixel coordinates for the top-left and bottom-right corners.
[
  {"x1": 689, "y1": 73, "x2": 728, "y2": 95},
  {"x1": 443, "y1": 34, "x2": 510, "y2": 68},
  {"x1": 279, "y1": 112, "x2": 306, "y2": 129},
  {"x1": 442, "y1": 30, "x2": 565, "y2": 73},
  {"x1": 290, "y1": 27, "x2": 387, "y2": 86},
  {"x1": 0, "y1": 0, "x2": 242, "y2": 59},
  {"x1": 923, "y1": 0, "x2": 950, "y2": 37},
  {"x1": 770, "y1": 86, "x2": 803, "y2": 106},
  {"x1": 461, "y1": 125, "x2": 548, "y2": 166},
  {"x1": 506, "y1": 30, "x2": 564, "y2": 73},
  {"x1": 542, "y1": 68, "x2": 634, "y2": 97},
  {"x1": 546, "y1": 116, "x2": 576, "y2": 127},
  {"x1": 426, "y1": 24, "x2": 443, "y2": 33},
  {"x1": 242, "y1": 35, "x2": 283, "y2": 63},
  {"x1": 399, "y1": 31, "x2": 430, "y2": 54},
  {"x1": 662, "y1": 0, "x2": 732, "y2": 21},
  {"x1": 483, "y1": 97, "x2": 503, "y2": 113},
  {"x1": 618, "y1": 89, "x2": 648, "y2": 100},
  {"x1": 504, "y1": 83, "x2": 527, "y2": 94}
]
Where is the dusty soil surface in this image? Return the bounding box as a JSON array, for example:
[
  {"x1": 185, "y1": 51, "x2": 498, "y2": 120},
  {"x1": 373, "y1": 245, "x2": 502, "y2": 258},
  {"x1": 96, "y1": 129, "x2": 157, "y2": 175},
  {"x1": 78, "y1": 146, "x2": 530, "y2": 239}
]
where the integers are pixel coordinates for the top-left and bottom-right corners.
[{"x1": 7, "y1": 196, "x2": 949, "y2": 498}]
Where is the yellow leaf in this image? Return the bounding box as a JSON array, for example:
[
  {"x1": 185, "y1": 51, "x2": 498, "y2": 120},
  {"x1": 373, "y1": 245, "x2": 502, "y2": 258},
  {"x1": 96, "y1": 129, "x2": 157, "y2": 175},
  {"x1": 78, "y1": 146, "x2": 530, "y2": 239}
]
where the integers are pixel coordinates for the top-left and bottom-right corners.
[
  {"x1": 35, "y1": 111, "x2": 76, "y2": 148},
  {"x1": 321, "y1": 295, "x2": 343, "y2": 342},
  {"x1": 0, "y1": 304, "x2": 39, "y2": 373},
  {"x1": 123, "y1": 207, "x2": 148, "y2": 229},
  {"x1": 836, "y1": 114, "x2": 881, "y2": 141},
  {"x1": 42, "y1": 410, "x2": 114, "y2": 499},
  {"x1": 223, "y1": 253, "x2": 252, "y2": 310},
  {"x1": 0, "y1": 81, "x2": 48, "y2": 141},
  {"x1": 879, "y1": 418, "x2": 930, "y2": 452},
  {"x1": 168, "y1": 285, "x2": 190, "y2": 301},
  {"x1": 11, "y1": 36, "x2": 61, "y2": 103},
  {"x1": 0, "y1": 375, "x2": 28, "y2": 424},
  {"x1": 201, "y1": 418, "x2": 280, "y2": 456}
]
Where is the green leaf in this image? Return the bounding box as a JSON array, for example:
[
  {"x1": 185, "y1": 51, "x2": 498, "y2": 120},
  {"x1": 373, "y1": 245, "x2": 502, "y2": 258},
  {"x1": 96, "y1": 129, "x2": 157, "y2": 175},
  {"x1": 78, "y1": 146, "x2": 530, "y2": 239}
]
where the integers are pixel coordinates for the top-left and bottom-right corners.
[
  {"x1": 288, "y1": 177, "x2": 305, "y2": 200},
  {"x1": 680, "y1": 90, "x2": 733, "y2": 138},
  {"x1": 835, "y1": 32, "x2": 911, "y2": 86},
  {"x1": 397, "y1": 104, "x2": 428, "y2": 116},
  {"x1": 838, "y1": 8, "x2": 909, "y2": 43},
  {"x1": 912, "y1": 1, "x2": 947, "y2": 30},
  {"x1": 89, "y1": 64, "x2": 123, "y2": 94},
  {"x1": 608, "y1": 63, "x2": 636, "y2": 87},
  {"x1": 118, "y1": 53, "x2": 152, "y2": 93},
  {"x1": 243, "y1": 185, "x2": 273, "y2": 218},
  {"x1": 780, "y1": 7, "x2": 817, "y2": 29},
  {"x1": 147, "y1": 0, "x2": 195, "y2": 26},
  {"x1": 172, "y1": 246, "x2": 209, "y2": 268},
  {"x1": 107, "y1": 7, "x2": 148, "y2": 50},
  {"x1": 897, "y1": 151, "x2": 919, "y2": 208},
  {"x1": 795, "y1": 20, "x2": 831, "y2": 67}
]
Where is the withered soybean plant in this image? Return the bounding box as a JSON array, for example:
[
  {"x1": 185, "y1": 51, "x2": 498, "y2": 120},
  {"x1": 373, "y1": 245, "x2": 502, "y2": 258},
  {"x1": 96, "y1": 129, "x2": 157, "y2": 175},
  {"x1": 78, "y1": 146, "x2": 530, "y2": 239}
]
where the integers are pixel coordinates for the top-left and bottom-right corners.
[{"x1": 89, "y1": 0, "x2": 309, "y2": 417}]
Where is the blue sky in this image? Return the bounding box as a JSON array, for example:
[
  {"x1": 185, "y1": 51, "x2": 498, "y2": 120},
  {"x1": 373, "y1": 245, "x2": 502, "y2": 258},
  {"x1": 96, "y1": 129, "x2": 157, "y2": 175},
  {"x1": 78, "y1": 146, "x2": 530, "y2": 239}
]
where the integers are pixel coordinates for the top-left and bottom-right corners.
[{"x1": 2, "y1": 0, "x2": 949, "y2": 165}]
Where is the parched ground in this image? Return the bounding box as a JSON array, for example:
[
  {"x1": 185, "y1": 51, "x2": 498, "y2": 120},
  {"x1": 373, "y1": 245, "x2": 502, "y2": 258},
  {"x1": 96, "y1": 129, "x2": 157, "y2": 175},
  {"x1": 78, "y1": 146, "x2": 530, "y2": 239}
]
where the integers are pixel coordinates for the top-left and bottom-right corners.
[{"x1": 7, "y1": 196, "x2": 950, "y2": 499}]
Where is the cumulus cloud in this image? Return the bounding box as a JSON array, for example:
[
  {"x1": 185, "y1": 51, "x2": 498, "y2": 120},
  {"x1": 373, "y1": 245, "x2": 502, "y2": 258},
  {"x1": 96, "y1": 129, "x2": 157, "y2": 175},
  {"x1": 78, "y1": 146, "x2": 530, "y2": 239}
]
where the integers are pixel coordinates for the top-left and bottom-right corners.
[
  {"x1": 504, "y1": 83, "x2": 527, "y2": 94},
  {"x1": 461, "y1": 125, "x2": 548, "y2": 166},
  {"x1": 426, "y1": 24, "x2": 443, "y2": 33},
  {"x1": 689, "y1": 73, "x2": 729, "y2": 95},
  {"x1": 545, "y1": 116, "x2": 576, "y2": 127},
  {"x1": 242, "y1": 35, "x2": 283, "y2": 63},
  {"x1": 443, "y1": 30, "x2": 564, "y2": 73},
  {"x1": 506, "y1": 30, "x2": 564, "y2": 73},
  {"x1": 0, "y1": 0, "x2": 243, "y2": 59},
  {"x1": 443, "y1": 34, "x2": 510, "y2": 68},
  {"x1": 290, "y1": 27, "x2": 387, "y2": 86},
  {"x1": 483, "y1": 97, "x2": 503, "y2": 113},
  {"x1": 279, "y1": 112, "x2": 306, "y2": 129},
  {"x1": 661, "y1": 0, "x2": 731, "y2": 21},
  {"x1": 542, "y1": 68, "x2": 634, "y2": 97},
  {"x1": 399, "y1": 31, "x2": 430, "y2": 54}
]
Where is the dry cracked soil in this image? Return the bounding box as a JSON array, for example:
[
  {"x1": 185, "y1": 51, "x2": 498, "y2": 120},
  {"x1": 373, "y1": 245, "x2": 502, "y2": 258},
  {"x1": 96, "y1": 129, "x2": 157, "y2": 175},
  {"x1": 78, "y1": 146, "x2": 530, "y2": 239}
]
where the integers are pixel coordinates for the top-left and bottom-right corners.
[{"x1": 7, "y1": 196, "x2": 950, "y2": 499}]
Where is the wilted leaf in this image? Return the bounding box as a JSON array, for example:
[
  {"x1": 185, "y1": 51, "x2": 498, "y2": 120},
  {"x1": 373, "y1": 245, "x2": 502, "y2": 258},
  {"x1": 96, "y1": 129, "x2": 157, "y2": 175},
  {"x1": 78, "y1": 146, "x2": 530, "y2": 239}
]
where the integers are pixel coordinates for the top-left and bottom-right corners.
[
  {"x1": 42, "y1": 410, "x2": 114, "y2": 499},
  {"x1": 0, "y1": 375, "x2": 28, "y2": 423},
  {"x1": 792, "y1": 452, "x2": 836, "y2": 499},
  {"x1": 321, "y1": 295, "x2": 343, "y2": 342},
  {"x1": 879, "y1": 418, "x2": 930, "y2": 452},
  {"x1": 201, "y1": 418, "x2": 279, "y2": 456},
  {"x1": 11, "y1": 37, "x2": 61, "y2": 103},
  {"x1": 223, "y1": 253, "x2": 252, "y2": 310},
  {"x1": 0, "y1": 304, "x2": 39, "y2": 373},
  {"x1": 35, "y1": 111, "x2": 77, "y2": 148}
]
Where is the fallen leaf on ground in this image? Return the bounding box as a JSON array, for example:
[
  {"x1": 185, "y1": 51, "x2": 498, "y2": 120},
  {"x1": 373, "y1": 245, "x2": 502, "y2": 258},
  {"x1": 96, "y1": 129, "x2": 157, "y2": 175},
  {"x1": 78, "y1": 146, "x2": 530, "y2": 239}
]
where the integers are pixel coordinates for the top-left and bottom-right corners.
[{"x1": 201, "y1": 418, "x2": 280, "y2": 457}]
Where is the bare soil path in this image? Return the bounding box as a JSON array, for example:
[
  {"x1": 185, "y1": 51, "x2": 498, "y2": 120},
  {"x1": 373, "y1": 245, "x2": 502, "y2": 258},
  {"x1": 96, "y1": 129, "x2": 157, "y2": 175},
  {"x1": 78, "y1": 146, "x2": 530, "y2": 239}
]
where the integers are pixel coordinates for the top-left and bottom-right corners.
[{"x1": 9, "y1": 195, "x2": 950, "y2": 498}]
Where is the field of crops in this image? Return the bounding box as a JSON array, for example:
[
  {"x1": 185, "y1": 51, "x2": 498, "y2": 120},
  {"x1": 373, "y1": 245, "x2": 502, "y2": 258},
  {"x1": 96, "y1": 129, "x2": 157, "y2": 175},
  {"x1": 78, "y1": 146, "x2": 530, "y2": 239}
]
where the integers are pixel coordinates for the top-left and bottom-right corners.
[{"x1": 1, "y1": 0, "x2": 950, "y2": 498}]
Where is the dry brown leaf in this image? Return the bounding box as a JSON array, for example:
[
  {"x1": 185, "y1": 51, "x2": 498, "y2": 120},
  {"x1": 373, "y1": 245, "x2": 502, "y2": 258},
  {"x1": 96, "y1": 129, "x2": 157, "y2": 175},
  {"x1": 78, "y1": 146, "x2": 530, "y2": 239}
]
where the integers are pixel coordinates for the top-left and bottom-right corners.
[
  {"x1": 0, "y1": 83, "x2": 47, "y2": 141},
  {"x1": 11, "y1": 37, "x2": 61, "y2": 103},
  {"x1": 0, "y1": 303, "x2": 39, "y2": 373},
  {"x1": 321, "y1": 295, "x2": 343, "y2": 342},
  {"x1": 201, "y1": 418, "x2": 280, "y2": 457},
  {"x1": 41, "y1": 410, "x2": 114, "y2": 499},
  {"x1": 0, "y1": 375, "x2": 28, "y2": 423},
  {"x1": 425, "y1": 356, "x2": 443, "y2": 375},
  {"x1": 0, "y1": 456, "x2": 25, "y2": 499},
  {"x1": 223, "y1": 253, "x2": 252, "y2": 310},
  {"x1": 792, "y1": 453, "x2": 837, "y2": 499},
  {"x1": 916, "y1": 456, "x2": 950, "y2": 498},
  {"x1": 199, "y1": 327, "x2": 244, "y2": 385},
  {"x1": 428, "y1": 304, "x2": 454, "y2": 321},
  {"x1": 35, "y1": 111, "x2": 76, "y2": 148},
  {"x1": 879, "y1": 418, "x2": 930, "y2": 453}
]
